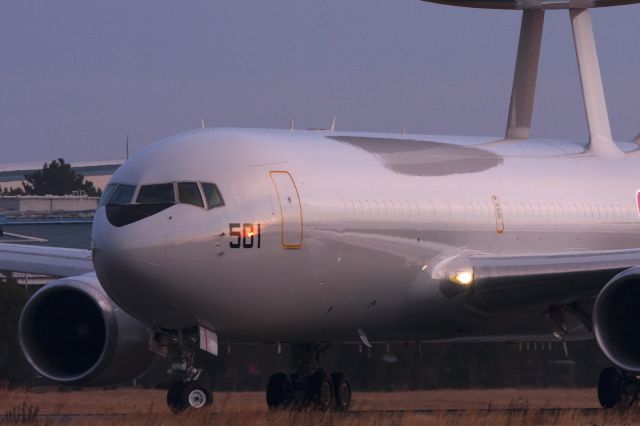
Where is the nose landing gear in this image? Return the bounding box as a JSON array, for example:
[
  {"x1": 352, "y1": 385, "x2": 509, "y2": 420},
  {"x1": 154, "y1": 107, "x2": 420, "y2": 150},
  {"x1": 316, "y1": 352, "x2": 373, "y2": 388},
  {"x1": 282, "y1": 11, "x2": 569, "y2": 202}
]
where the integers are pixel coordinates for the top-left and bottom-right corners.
[
  {"x1": 167, "y1": 380, "x2": 213, "y2": 414},
  {"x1": 266, "y1": 343, "x2": 352, "y2": 411},
  {"x1": 153, "y1": 329, "x2": 214, "y2": 414}
]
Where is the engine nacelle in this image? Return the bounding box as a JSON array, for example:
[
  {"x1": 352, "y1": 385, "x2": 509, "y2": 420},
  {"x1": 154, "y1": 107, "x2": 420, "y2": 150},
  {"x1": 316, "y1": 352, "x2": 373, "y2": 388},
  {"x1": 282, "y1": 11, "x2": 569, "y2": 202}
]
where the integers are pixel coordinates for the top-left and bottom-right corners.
[
  {"x1": 594, "y1": 267, "x2": 640, "y2": 373},
  {"x1": 19, "y1": 274, "x2": 154, "y2": 386}
]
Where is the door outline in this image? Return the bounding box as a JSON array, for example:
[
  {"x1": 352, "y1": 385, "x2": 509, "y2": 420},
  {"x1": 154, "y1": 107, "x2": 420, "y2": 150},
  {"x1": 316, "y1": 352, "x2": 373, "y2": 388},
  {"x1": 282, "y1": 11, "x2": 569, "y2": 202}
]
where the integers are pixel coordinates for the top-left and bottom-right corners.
[{"x1": 269, "y1": 170, "x2": 303, "y2": 249}]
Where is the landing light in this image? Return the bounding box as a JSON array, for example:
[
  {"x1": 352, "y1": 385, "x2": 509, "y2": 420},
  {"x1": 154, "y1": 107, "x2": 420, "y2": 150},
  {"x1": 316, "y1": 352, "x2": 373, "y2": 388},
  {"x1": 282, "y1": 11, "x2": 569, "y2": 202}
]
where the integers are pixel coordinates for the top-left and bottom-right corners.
[{"x1": 449, "y1": 271, "x2": 474, "y2": 286}]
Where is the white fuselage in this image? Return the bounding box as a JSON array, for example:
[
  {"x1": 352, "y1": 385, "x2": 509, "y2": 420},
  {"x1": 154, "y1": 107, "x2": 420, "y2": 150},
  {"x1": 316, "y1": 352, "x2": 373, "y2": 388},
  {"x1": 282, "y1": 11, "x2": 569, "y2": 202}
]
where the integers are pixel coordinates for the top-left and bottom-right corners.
[{"x1": 91, "y1": 128, "x2": 640, "y2": 344}]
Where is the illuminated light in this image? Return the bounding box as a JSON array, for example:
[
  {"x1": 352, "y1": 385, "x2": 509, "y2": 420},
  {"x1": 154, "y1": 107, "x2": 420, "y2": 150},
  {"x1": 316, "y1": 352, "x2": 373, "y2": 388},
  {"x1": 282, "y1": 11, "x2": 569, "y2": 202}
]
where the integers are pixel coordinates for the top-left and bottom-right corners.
[
  {"x1": 246, "y1": 231, "x2": 256, "y2": 238},
  {"x1": 421, "y1": 265, "x2": 428, "y2": 271},
  {"x1": 449, "y1": 271, "x2": 474, "y2": 286}
]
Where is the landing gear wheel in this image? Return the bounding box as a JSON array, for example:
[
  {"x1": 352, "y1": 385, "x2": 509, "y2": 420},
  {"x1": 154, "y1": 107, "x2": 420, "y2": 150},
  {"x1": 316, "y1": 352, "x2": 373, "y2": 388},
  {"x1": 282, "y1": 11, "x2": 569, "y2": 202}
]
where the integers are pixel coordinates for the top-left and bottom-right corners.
[
  {"x1": 267, "y1": 372, "x2": 293, "y2": 410},
  {"x1": 307, "y1": 371, "x2": 334, "y2": 411},
  {"x1": 181, "y1": 381, "x2": 213, "y2": 410},
  {"x1": 167, "y1": 382, "x2": 187, "y2": 414},
  {"x1": 598, "y1": 367, "x2": 622, "y2": 408},
  {"x1": 331, "y1": 373, "x2": 352, "y2": 411}
]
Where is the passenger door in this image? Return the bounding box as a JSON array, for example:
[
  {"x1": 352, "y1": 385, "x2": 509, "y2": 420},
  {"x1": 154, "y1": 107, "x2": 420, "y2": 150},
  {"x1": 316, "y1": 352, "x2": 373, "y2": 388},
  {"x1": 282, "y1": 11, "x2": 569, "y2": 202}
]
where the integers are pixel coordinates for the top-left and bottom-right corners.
[{"x1": 269, "y1": 171, "x2": 303, "y2": 249}]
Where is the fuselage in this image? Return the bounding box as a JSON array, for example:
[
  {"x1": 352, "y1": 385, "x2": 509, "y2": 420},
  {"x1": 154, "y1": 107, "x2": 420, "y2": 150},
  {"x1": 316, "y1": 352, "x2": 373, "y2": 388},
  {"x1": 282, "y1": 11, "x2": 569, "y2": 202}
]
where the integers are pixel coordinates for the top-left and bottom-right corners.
[{"x1": 91, "y1": 128, "x2": 640, "y2": 344}]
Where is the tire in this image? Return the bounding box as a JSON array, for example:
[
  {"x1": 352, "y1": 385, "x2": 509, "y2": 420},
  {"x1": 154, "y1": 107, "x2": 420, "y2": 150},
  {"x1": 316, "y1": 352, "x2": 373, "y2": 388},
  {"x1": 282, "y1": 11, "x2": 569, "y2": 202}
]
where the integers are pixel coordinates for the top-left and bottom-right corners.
[
  {"x1": 181, "y1": 381, "x2": 213, "y2": 410},
  {"x1": 598, "y1": 367, "x2": 621, "y2": 408},
  {"x1": 307, "y1": 371, "x2": 334, "y2": 411},
  {"x1": 331, "y1": 373, "x2": 352, "y2": 411},
  {"x1": 266, "y1": 372, "x2": 292, "y2": 409},
  {"x1": 167, "y1": 381, "x2": 186, "y2": 414}
]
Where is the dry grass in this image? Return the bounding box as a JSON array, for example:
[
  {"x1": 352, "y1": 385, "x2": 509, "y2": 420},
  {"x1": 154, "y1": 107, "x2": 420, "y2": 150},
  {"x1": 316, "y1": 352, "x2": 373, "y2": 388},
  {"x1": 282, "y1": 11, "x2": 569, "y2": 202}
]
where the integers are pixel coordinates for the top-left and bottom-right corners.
[{"x1": 0, "y1": 388, "x2": 638, "y2": 425}]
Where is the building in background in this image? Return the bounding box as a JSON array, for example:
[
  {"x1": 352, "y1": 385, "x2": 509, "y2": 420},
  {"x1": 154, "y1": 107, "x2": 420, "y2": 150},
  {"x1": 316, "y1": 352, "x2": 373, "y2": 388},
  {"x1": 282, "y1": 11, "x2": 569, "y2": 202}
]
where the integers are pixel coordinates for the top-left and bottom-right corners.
[
  {"x1": 0, "y1": 160, "x2": 123, "y2": 192},
  {"x1": 0, "y1": 195, "x2": 99, "y2": 213}
]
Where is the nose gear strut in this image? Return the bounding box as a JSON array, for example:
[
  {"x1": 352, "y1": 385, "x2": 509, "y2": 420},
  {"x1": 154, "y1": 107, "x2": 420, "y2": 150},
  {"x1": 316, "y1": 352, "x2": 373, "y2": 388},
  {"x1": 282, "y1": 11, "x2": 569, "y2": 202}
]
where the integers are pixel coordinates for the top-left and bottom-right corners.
[{"x1": 151, "y1": 329, "x2": 214, "y2": 414}]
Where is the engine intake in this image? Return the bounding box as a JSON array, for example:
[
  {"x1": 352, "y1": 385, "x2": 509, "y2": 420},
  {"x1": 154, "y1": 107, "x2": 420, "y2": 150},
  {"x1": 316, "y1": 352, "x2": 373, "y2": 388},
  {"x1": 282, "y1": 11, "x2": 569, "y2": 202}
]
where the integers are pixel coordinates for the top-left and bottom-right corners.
[
  {"x1": 19, "y1": 275, "x2": 154, "y2": 385},
  {"x1": 594, "y1": 267, "x2": 640, "y2": 373}
]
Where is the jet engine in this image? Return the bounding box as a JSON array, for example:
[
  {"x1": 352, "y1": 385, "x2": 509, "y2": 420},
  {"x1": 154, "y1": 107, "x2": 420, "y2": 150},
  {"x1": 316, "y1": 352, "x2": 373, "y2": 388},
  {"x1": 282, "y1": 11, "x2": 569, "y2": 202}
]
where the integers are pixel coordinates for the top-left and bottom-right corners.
[
  {"x1": 593, "y1": 267, "x2": 640, "y2": 373},
  {"x1": 19, "y1": 274, "x2": 154, "y2": 386}
]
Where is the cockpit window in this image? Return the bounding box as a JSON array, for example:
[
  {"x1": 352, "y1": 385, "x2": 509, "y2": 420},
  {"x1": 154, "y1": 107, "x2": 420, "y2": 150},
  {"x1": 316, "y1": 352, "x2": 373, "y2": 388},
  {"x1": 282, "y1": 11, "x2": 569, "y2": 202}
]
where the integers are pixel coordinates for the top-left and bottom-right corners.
[
  {"x1": 137, "y1": 183, "x2": 175, "y2": 204},
  {"x1": 99, "y1": 184, "x2": 117, "y2": 207},
  {"x1": 177, "y1": 182, "x2": 204, "y2": 207},
  {"x1": 201, "y1": 183, "x2": 224, "y2": 209},
  {"x1": 108, "y1": 184, "x2": 136, "y2": 205}
]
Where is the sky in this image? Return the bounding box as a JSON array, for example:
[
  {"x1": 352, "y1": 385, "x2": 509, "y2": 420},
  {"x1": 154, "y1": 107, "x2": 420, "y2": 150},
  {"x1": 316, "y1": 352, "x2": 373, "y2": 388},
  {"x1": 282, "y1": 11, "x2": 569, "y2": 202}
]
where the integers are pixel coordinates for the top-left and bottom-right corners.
[{"x1": 1, "y1": 0, "x2": 639, "y2": 163}]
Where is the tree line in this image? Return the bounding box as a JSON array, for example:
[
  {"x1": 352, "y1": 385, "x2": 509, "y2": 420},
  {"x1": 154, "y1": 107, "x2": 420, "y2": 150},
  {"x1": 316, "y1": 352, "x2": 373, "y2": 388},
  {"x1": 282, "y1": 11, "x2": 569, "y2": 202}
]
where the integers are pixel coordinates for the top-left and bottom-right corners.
[{"x1": 1, "y1": 159, "x2": 100, "y2": 197}]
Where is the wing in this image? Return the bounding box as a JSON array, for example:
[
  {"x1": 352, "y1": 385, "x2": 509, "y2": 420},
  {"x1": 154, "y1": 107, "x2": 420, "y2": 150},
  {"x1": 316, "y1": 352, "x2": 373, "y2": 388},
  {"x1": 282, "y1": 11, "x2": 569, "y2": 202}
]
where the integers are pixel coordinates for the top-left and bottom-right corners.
[
  {"x1": 435, "y1": 248, "x2": 640, "y2": 317},
  {"x1": 0, "y1": 243, "x2": 93, "y2": 278}
]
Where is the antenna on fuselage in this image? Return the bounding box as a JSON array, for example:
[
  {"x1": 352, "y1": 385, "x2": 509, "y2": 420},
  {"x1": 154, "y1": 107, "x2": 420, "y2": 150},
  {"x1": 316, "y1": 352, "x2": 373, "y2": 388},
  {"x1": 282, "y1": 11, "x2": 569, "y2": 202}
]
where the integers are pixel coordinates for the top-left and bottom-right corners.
[
  {"x1": 570, "y1": 9, "x2": 620, "y2": 157},
  {"x1": 502, "y1": 8, "x2": 621, "y2": 156},
  {"x1": 289, "y1": 119, "x2": 295, "y2": 131},
  {"x1": 330, "y1": 115, "x2": 337, "y2": 132},
  {"x1": 125, "y1": 134, "x2": 129, "y2": 160},
  {"x1": 423, "y1": 0, "x2": 624, "y2": 156},
  {"x1": 505, "y1": 10, "x2": 544, "y2": 140},
  {"x1": 200, "y1": 116, "x2": 206, "y2": 129}
]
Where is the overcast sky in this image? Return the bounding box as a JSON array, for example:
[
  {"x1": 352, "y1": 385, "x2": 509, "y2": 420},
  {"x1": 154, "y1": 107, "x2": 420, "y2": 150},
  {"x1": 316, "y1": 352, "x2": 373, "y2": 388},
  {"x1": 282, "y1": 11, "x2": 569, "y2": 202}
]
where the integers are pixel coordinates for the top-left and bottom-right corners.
[{"x1": 1, "y1": 1, "x2": 639, "y2": 163}]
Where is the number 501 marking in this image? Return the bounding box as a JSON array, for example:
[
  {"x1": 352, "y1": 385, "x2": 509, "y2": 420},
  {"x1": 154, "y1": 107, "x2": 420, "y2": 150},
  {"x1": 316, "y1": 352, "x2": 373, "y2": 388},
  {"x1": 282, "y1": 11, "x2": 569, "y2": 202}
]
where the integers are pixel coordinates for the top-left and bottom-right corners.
[{"x1": 229, "y1": 223, "x2": 261, "y2": 249}]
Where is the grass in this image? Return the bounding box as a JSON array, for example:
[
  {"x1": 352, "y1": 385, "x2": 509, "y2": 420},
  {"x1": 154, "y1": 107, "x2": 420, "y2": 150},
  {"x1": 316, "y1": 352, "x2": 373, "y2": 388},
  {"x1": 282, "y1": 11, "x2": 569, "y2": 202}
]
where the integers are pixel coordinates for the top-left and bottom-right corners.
[{"x1": 0, "y1": 388, "x2": 638, "y2": 425}]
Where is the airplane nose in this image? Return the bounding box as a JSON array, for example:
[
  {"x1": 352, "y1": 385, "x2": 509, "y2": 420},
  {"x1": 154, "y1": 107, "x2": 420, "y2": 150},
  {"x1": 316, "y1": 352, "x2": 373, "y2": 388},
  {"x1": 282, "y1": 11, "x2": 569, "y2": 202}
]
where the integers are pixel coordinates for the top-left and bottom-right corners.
[{"x1": 91, "y1": 207, "x2": 168, "y2": 312}]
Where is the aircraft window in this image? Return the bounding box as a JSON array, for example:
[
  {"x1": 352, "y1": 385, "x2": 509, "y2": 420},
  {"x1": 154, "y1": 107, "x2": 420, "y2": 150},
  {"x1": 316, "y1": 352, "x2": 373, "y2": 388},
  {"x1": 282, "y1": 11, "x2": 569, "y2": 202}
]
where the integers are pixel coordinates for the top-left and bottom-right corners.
[
  {"x1": 519, "y1": 203, "x2": 526, "y2": 218},
  {"x1": 178, "y1": 182, "x2": 204, "y2": 208},
  {"x1": 109, "y1": 184, "x2": 136, "y2": 205},
  {"x1": 99, "y1": 184, "x2": 117, "y2": 207},
  {"x1": 201, "y1": 183, "x2": 224, "y2": 209},
  {"x1": 534, "y1": 203, "x2": 542, "y2": 217},
  {"x1": 504, "y1": 203, "x2": 512, "y2": 216},
  {"x1": 137, "y1": 183, "x2": 175, "y2": 204}
]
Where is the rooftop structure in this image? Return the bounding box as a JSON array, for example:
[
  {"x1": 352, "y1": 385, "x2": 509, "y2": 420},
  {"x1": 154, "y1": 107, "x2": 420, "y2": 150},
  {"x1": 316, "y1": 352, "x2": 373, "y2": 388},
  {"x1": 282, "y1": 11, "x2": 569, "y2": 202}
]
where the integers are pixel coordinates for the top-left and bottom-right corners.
[{"x1": 0, "y1": 195, "x2": 99, "y2": 213}]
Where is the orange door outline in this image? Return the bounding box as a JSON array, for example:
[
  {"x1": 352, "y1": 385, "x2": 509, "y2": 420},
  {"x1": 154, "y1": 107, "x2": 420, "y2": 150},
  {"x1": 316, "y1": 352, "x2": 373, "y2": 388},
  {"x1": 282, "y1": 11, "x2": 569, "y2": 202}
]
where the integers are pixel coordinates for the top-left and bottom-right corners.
[{"x1": 269, "y1": 171, "x2": 303, "y2": 249}]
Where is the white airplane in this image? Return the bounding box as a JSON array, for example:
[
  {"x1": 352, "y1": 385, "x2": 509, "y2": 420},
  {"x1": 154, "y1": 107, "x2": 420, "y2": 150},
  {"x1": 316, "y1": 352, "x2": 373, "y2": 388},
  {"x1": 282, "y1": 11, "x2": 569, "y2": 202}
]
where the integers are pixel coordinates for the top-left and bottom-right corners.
[{"x1": 1, "y1": 0, "x2": 640, "y2": 414}]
